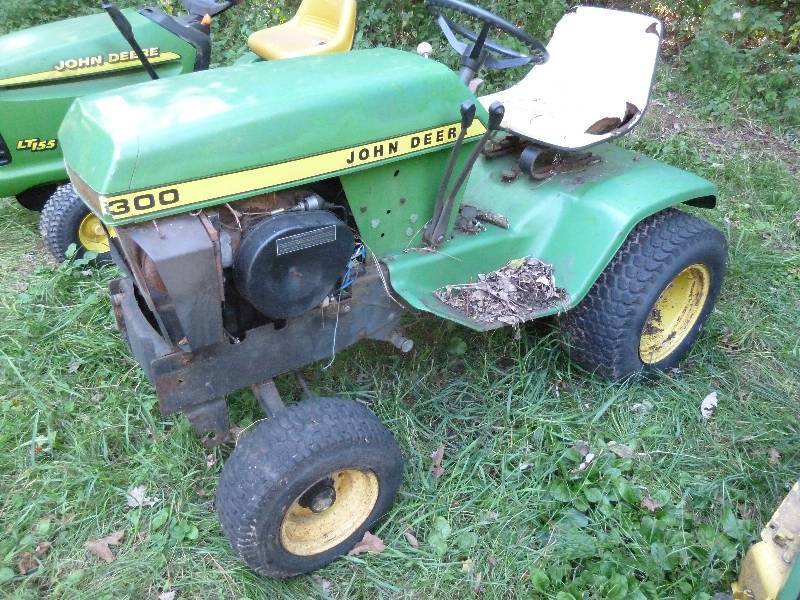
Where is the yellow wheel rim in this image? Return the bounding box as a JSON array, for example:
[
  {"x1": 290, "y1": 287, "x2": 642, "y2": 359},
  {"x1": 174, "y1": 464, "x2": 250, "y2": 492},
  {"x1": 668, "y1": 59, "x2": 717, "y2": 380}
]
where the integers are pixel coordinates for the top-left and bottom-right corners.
[
  {"x1": 280, "y1": 469, "x2": 379, "y2": 557},
  {"x1": 639, "y1": 263, "x2": 711, "y2": 364},
  {"x1": 78, "y1": 213, "x2": 111, "y2": 254}
]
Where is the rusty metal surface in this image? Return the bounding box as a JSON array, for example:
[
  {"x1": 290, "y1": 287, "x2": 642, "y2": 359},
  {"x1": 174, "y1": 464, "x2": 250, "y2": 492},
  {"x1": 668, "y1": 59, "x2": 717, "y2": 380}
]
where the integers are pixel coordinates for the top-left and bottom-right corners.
[
  {"x1": 124, "y1": 214, "x2": 225, "y2": 352},
  {"x1": 111, "y1": 266, "x2": 403, "y2": 438},
  {"x1": 152, "y1": 269, "x2": 401, "y2": 413}
]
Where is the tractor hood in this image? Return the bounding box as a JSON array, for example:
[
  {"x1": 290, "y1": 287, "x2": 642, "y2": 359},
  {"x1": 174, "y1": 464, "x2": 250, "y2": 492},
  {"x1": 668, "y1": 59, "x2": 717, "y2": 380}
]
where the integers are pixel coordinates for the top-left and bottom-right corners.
[
  {"x1": 0, "y1": 9, "x2": 186, "y2": 90},
  {"x1": 60, "y1": 48, "x2": 486, "y2": 225}
]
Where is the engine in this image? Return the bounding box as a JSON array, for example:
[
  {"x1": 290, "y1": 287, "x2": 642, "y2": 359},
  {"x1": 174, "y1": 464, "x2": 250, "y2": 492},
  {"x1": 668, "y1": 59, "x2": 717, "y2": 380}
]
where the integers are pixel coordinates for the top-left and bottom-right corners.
[
  {"x1": 118, "y1": 187, "x2": 359, "y2": 352},
  {"x1": 232, "y1": 202, "x2": 354, "y2": 321}
]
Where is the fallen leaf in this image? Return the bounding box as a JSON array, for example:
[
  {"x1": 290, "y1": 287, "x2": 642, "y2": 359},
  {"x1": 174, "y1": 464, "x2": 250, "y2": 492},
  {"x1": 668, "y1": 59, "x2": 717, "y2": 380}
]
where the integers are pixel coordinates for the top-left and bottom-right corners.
[
  {"x1": 461, "y1": 558, "x2": 474, "y2": 572},
  {"x1": 768, "y1": 448, "x2": 782, "y2": 465},
  {"x1": 574, "y1": 452, "x2": 595, "y2": 472},
  {"x1": 607, "y1": 441, "x2": 652, "y2": 463},
  {"x1": 430, "y1": 446, "x2": 445, "y2": 479},
  {"x1": 488, "y1": 556, "x2": 498, "y2": 569},
  {"x1": 641, "y1": 497, "x2": 661, "y2": 512},
  {"x1": 701, "y1": 391, "x2": 718, "y2": 422},
  {"x1": 607, "y1": 441, "x2": 636, "y2": 459},
  {"x1": 404, "y1": 528, "x2": 419, "y2": 548},
  {"x1": 347, "y1": 531, "x2": 385, "y2": 556},
  {"x1": 518, "y1": 462, "x2": 532, "y2": 472},
  {"x1": 205, "y1": 453, "x2": 217, "y2": 469},
  {"x1": 126, "y1": 485, "x2": 158, "y2": 508},
  {"x1": 572, "y1": 441, "x2": 591, "y2": 458},
  {"x1": 158, "y1": 592, "x2": 176, "y2": 600},
  {"x1": 67, "y1": 360, "x2": 82, "y2": 374},
  {"x1": 34, "y1": 542, "x2": 51, "y2": 557},
  {"x1": 17, "y1": 552, "x2": 37, "y2": 575},
  {"x1": 85, "y1": 530, "x2": 125, "y2": 563},
  {"x1": 474, "y1": 571, "x2": 483, "y2": 594}
]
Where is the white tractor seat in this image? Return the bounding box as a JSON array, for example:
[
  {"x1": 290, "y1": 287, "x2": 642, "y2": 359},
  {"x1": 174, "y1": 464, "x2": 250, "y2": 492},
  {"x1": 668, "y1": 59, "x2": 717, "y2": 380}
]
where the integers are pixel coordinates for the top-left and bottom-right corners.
[{"x1": 480, "y1": 7, "x2": 663, "y2": 152}]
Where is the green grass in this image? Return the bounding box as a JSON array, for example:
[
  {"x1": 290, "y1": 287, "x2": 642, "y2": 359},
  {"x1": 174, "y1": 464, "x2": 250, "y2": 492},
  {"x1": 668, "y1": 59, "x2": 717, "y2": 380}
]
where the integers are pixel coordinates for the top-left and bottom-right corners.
[{"x1": 1, "y1": 2, "x2": 799, "y2": 598}]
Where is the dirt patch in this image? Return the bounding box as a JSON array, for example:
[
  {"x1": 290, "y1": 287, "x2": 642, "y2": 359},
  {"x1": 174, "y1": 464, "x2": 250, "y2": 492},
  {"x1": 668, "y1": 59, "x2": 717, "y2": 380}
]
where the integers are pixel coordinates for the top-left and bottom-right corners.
[
  {"x1": 435, "y1": 257, "x2": 568, "y2": 326},
  {"x1": 646, "y1": 92, "x2": 800, "y2": 175}
]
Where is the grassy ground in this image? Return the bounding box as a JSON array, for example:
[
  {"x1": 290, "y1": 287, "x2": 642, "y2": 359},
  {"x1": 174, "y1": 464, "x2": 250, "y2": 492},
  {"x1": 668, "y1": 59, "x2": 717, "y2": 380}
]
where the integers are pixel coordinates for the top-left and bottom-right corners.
[{"x1": 1, "y1": 2, "x2": 799, "y2": 599}]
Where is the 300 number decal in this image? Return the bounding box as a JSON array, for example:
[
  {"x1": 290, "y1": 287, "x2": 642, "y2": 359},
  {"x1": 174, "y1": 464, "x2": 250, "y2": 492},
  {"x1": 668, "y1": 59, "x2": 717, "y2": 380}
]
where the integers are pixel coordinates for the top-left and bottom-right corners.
[{"x1": 106, "y1": 189, "x2": 180, "y2": 217}]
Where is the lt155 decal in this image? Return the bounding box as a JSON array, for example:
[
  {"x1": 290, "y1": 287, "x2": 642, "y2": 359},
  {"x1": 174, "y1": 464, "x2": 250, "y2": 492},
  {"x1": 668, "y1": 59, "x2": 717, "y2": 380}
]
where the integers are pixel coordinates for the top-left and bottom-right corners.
[{"x1": 17, "y1": 138, "x2": 58, "y2": 152}]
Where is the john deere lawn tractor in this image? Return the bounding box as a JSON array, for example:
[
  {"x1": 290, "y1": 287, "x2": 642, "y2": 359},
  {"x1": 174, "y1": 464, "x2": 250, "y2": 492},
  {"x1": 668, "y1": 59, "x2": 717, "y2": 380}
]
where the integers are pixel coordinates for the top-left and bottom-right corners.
[
  {"x1": 58, "y1": 1, "x2": 728, "y2": 577},
  {"x1": 0, "y1": 0, "x2": 357, "y2": 262}
]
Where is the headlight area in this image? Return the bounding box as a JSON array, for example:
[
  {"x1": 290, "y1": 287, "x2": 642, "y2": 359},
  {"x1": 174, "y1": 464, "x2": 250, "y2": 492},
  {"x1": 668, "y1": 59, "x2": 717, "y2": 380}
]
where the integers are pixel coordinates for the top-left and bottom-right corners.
[{"x1": 66, "y1": 166, "x2": 104, "y2": 215}]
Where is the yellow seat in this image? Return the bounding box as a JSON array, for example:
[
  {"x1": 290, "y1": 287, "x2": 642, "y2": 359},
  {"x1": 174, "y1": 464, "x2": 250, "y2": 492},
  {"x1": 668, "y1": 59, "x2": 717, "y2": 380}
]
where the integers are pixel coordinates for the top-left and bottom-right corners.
[{"x1": 248, "y1": 0, "x2": 357, "y2": 61}]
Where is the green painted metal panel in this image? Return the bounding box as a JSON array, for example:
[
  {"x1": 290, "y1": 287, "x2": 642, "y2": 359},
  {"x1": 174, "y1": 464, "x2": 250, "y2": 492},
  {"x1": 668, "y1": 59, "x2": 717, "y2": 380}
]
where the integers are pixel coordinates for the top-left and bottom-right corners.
[
  {"x1": 385, "y1": 144, "x2": 718, "y2": 329},
  {"x1": 341, "y1": 147, "x2": 477, "y2": 256},
  {"x1": 778, "y1": 555, "x2": 800, "y2": 600},
  {"x1": 0, "y1": 10, "x2": 196, "y2": 197},
  {"x1": 59, "y1": 48, "x2": 486, "y2": 199}
]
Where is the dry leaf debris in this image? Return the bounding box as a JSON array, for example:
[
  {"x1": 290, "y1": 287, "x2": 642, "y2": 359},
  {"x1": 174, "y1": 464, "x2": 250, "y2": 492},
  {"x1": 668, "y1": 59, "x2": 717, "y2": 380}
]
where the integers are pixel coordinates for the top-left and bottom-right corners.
[
  {"x1": 641, "y1": 497, "x2": 661, "y2": 512},
  {"x1": 430, "y1": 446, "x2": 445, "y2": 479},
  {"x1": 435, "y1": 257, "x2": 567, "y2": 325},
  {"x1": 404, "y1": 528, "x2": 420, "y2": 548},
  {"x1": 347, "y1": 531, "x2": 385, "y2": 556},
  {"x1": 126, "y1": 485, "x2": 159, "y2": 508},
  {"x1": 700, "y1": 391, "x2": 719, "y2": 422},
  {"x1": 85, "y1": 530, "x2": 125, "y2": 563}
]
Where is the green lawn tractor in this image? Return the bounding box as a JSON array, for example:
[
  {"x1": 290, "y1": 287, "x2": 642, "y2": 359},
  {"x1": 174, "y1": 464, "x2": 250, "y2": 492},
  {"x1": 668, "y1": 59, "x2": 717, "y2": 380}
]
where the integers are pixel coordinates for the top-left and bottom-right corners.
[
  {"x1": 0, "y1": 0, "x2": 357, "y2": 261},
  {"x1": 58, "y1": 1, "x2": 728, "y2": 578}
]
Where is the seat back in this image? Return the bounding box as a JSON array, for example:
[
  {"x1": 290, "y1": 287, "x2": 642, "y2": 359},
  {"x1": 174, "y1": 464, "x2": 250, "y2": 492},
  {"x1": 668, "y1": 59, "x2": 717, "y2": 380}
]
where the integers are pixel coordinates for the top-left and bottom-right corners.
[
  {"x1": 296, "y1": 0, "x2": 357, "y2": 41},
  {"x1": 520, "y1": 7, "x2": 662, "y2": 127}
]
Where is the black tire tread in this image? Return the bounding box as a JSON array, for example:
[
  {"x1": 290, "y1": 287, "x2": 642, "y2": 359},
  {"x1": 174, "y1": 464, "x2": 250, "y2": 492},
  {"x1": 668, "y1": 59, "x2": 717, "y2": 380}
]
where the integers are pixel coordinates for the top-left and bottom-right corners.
[
  {"x1": 39, "y1": 184, "x2": 110, "y2": 262},
  {"x1": 563, "y1": 208, "x2": 726, "y2": 379},
  {"x1": 217, "y1": 397, "x2": 402, "y2": 578}
]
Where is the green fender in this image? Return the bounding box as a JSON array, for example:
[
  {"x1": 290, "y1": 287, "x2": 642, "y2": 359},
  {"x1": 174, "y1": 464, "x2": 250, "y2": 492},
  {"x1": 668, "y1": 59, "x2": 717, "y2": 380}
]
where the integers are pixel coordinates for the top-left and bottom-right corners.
[{"x1": 378, "y1": 144, "x2": 718, "y2": 329}]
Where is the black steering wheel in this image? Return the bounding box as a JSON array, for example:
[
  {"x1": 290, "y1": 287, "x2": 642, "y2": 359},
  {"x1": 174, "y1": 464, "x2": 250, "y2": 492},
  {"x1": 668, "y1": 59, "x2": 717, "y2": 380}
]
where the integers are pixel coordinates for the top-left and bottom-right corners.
[{"x1": 426, "y1": 0, "x2": 548, "y2": 75}]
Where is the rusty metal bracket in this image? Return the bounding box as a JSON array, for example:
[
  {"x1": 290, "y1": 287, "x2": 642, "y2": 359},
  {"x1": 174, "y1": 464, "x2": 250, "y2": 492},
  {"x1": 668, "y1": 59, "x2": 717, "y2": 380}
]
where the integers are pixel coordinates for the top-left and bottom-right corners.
[{"x1": 252, "y1": 380, "x2": 285, "y2": 417}]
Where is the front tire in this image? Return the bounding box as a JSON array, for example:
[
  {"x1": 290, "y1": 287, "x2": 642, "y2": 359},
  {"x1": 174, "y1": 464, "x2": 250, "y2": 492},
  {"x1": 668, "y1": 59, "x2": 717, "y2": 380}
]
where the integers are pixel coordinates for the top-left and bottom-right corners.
[
  {"x1": 562, "y1": 208, "x2": 727, "y2": 379},
  {"x1": 217, "y1": 397, "x2": 403, "y2": 578},
  {"x1": 39, "y1": 185, "x2": 112, "y2": 263}
]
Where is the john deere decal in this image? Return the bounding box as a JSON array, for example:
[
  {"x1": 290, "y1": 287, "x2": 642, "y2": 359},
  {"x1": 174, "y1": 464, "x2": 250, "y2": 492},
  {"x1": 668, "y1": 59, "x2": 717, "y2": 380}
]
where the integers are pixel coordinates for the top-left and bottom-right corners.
[
  {"x1": 54, "y1": 47, "x2": 163, "y2": 72},
  {"x1": 0, "y1": 49, "x2": 181, "y2": 88},
  {"x1": 17, "y1": 138, "x2": 58, "y2": 152},
  {"x1": 95, "y1": 120, "x2": 488, "y2": 223}
]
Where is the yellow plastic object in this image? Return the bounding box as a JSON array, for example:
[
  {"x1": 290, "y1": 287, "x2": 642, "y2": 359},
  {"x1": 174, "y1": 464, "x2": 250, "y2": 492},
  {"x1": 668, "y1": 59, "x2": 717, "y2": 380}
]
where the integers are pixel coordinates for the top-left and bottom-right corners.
[
  {"x1": 248, "y1": 0, "x2": 357, "y2": 61},
  {"x1": 733, "y1": 482, "x2": 800, "y2": 600},
  {"x1": 639, "y1": 263, "x2": 711, "y2": 364},
  {"x1": 78, "y1": 213, "x2": 112, "y2": 254}
]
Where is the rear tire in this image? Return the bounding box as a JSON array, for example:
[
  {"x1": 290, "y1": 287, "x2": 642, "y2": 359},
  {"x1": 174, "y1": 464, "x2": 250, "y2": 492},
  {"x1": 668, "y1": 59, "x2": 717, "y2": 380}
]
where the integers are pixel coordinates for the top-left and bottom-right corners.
[
  {"x1": 217, "y1": 397, "x2": 403, "y2": 578},
  {"x1": 39, "y1": 185, "x2": 112, "y2": 263},
  {"x1": 562, "y1": 208, "x2": 727, "y2": 380}
]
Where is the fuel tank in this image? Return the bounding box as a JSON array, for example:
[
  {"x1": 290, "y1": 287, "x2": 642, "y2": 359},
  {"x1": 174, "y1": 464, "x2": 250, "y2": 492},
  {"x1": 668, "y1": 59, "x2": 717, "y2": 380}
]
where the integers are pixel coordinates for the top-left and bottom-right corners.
[
  {"x1": 0, "y1": 9, "x2": 197, "y2": 197},
  {"x1": 59, "y1": 48, "x2": 487, "y2": 225}
]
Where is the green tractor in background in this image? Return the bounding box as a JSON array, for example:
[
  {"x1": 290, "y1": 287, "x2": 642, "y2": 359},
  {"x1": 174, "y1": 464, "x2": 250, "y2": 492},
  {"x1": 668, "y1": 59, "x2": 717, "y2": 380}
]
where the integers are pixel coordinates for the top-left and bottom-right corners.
[
  {"x1": 0, "y1": 0, "x2": 357, "y2": 261},
  {"x1": 59, "y1": 0, "x2": 730, "y2": 578}
]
